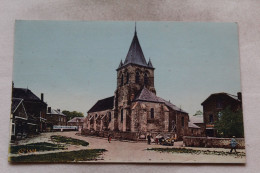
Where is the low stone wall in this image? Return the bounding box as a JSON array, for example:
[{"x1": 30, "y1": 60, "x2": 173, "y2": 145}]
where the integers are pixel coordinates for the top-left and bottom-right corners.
[
  {"x1": 183, "y1": 136, "x2": 245, "y2": 149},
  {"x1": 81, "y1": 129, "x2": 177, "y2": 141},
  {"x1": 81, "y1": 129, "x2": 142, "y2": 141}
]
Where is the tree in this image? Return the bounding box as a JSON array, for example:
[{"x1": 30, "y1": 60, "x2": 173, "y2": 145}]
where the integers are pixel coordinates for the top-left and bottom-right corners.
[
  {"x1": 62, "y1": 110, "x2": 84, "y2": 121},
  {"x1": 214, "y1": 106, "x2": 244, "y2": 138},
  {"x1": 193, "y1": 110, "x2": 203, "y2": 116}
]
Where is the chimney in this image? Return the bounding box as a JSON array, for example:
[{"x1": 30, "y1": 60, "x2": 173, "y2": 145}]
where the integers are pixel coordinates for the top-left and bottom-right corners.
[
  {"x1": 48, "y1": 107, "x2": 51, "y2": 113},
  {"x1": 41, "y1": 93, "x2": 44, "y2": 102},
  {"x1": 237, "y1": 92, "x2": 242, "y2": 101}
]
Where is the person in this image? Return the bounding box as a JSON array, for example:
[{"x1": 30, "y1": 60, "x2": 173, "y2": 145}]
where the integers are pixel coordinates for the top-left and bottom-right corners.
[
  {"x1": 147, "y1": 134, "x2": 151, "y2": 145},
  {"x1": 108, "y1": 134, "x2": 112, "y2": 143},
  {"x1": 230, "y1": 136, "x2": 238, "y2": 153}
]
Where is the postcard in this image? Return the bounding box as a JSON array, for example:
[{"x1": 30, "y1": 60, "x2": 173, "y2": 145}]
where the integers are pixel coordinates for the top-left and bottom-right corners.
[{"x1": 9, "y1": 21, "x2": 245, "y2": 163}]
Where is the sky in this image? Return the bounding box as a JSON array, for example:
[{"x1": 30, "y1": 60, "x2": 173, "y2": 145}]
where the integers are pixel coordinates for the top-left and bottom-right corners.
[{"x1": 13, "y1": 21, "x2": 241, "y2": 116}]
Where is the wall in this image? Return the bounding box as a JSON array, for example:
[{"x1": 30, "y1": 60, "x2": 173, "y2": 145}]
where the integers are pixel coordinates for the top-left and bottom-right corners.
[{"x1": 183, "y1": 136, "x2": 245, "y2": 149}]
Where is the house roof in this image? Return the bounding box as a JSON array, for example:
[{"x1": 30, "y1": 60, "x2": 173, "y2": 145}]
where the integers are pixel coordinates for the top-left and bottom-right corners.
[
  {"x1": 134, "y1": 87, "x2": 188, "y2": 113},
  {"x1": 47, "y1": 108, "x2": 66, "y2": 116},
  {"x1": 12, "y1": 88, "x2": 46, "y2": 104},
  {"x1": 188, "y1": 122, "x2": 201, "y2": 129},
  {"x1": 189, "y1": 115, "x2": 204, "y2": 124},
  {"x1": 87, "y1": 96, "x2": 114, "y2": 113},
  {"x1": 68, "y1": 117, "x2": 84, "y2": 123},
  {"x1": 11, "y1": 98, "x2": 23, "y2": 113},
  {"x1": 201, "y1": 92, "x2": 241, "y2": 105}
]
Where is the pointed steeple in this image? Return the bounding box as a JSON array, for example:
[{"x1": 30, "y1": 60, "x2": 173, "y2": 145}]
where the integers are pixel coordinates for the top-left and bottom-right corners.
[
  {"x1": 148, "y1": 58, "x2": 153, "y2": 68},
  {"x1": 118, "y1": 60, "x2": 123, "y2": 68},
  {"x1": 122, "y1": 23, "x2": 148, "y2": 67},
  {"x1": 134, "y1": 22, "x2": 137, "y2": 35}
]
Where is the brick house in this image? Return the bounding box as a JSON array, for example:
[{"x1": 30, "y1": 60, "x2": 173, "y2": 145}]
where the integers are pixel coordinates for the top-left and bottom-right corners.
[
  {"x1": 10, "y1": 98, "x2": 28, "y2": 139},
  {"x1": 46, "y1": 107, "x2": 67, "y2": 131},
  {"x1": 83, "y1": 27, "x2": 189, "y2": 140},
  {"x1": 188, "y1": 115, "x2": 205, "y2": 137},
  {"x1": 12, "y1": 87, "x2": 47, "y2": 133},
  {"x1": 67, "y1": 117, "x2": 84, "y2": 131},
  {"x1": 201, "y1": 92, "x2": 242, "y2": 137}
]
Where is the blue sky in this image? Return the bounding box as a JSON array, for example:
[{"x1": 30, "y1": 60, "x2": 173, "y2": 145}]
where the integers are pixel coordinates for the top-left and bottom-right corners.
[{"x1": 13, "y1": 21, "x2": 241, "y2": 116}]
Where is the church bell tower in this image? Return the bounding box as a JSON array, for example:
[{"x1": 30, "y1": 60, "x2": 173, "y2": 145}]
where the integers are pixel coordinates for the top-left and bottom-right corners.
[{"x1": 114, "y1": 23, "x2": 156, "y2": 131}]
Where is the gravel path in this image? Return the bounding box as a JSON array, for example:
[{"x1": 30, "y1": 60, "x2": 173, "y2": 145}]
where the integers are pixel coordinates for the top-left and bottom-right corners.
[{"x1": 11, "y1": 131, "x2": 246, "y2": 163}]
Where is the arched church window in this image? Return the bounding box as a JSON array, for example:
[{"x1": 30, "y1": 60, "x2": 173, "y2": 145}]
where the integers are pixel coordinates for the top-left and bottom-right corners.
[
  {"x1": 121, "y1": 109, "x2": 123, "y2": 123},
  {"x1": 150, "y1": 108, "x2": 154, "y2": 119},
  {"x1": 135, "y1": 72, "x2": 140, "y2": 83},
  {"x1": 108, "y1": 112, "x2": 112, "y2": 122},
  {"x1": 144, "y1": 73, "x2": 148, "y2": 85},
  {"x1": 181, "y1": 117, "x2": 185, "y2": 127},
  {"x1": 121, "y1": 74, "x2": 124, "y2": 86},
  {"x1": 126, "y1": 72, "x2": 129, "y2": 84}
]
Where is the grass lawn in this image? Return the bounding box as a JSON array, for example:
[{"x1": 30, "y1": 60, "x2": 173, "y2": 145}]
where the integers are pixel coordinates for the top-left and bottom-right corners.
[
  {"x1": 9, "y1": 142, "x2": 66, "y2": 154},
  {"x1": 51, "y1": 135, "x2": 89, "y2": 146},
  {"x1": 147, "y1": 148, "x2": 246, "y2": 158},
  {"x1": 9, "y1": 149, "x2": 107, "y2": 163}
]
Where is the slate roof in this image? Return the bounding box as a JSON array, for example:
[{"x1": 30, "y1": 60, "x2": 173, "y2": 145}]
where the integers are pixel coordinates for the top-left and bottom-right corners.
[
  {"x1": 188, "y1": 122, "x2": 201, "y2": 129},
  {"x1": 189, "y1": 115, "x2": 204, "y2": 124},
  {"x1": 12, "y1": 88, "x2": 46, "y2": 104},
  {"x1": 87, "y1": 96, "x2": 114, "y2": 113},
  {"x1": 68, "y1": 117, "x2": 84, "y2": 123},
  {"x1": 117, "y1": 30, "x2": 154, "y2": 70},
  {"x1": 11, "y1": 98, "x2": 23, "y2": 113},
  {"x1": 134, "y1": 87, "x2": 188, "y2": 113},
  {"x1": 135, "y1": 87, "x2": 164, "y2": 103},
  {"x1": 201, "y1": 92, "x2": 241, "y2": 105},
  {"x1": 147, "y1": 59, "x2": 153, "y2": 68},
  {"x1": 47, "y1": 108, "x2": 66, "y2": 116}
]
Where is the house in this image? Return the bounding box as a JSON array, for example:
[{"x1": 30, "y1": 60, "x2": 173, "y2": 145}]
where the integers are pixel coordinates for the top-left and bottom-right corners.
[
  {"x1": 67, "y1": 117, "x2": 84, "y2": 131},
  {"x1": 201, "y1": 92, "x2": 242, "y2": 137},
  {"x1": 83, "y1": 26, "x2": 189, "y2": 140},
  {"x1": 188, "y1": 115, "x2": 205, "y2": 136},
  {"x1": 12, "y1": 87, "x2": 47, "y2": 133},
  {"x1": 10, "y1": 98, "x2": 28, "y2": 139},
  {"x1": 46, "y1": 107, "x2": 67, "y2": 131},
  {"x1": 188, "y1": 122, "x2": 201, "y2": 137}
]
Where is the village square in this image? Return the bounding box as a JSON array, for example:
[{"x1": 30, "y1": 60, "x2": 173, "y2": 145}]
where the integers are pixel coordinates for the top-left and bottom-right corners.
[{"x1": 9, "y1": 22, "x2": 245, "y2": 163}]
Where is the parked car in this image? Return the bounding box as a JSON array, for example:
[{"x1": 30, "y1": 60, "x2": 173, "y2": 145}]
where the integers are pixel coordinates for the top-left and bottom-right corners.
[{"x1": 156, "y1": 134, "x2": 174, "y2": 146}]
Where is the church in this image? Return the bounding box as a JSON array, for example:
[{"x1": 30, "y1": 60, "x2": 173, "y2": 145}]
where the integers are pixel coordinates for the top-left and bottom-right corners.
[{"x1": 82, "y1": 26, "x2": 189, "y2": 141}]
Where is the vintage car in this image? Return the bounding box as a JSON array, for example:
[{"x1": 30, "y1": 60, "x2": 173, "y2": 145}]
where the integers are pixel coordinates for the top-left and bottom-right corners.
[{"x1": 156, "y1": 134, "x2": 175, "y2": 146}]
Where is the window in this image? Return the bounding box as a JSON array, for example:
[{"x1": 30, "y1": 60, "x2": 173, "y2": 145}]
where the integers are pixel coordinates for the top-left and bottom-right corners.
[
  {"x1": 121, "y1": 74, "x2": 124, "y2": 86},
  {"x1": 135, "y1": 72, "x2": 140, "y2": 83},
  {"x1": 209, "y1": 114, "x2": 214, "y2": 124},
  {"x1": 121, "y1": 109, "x2": 123, "y2": 123},
  {"x1": 144, "y1": 73, "x2": 148, "y2": 85},
  {"x1": 150, "y1": 108, "x2": 154, "y2": 119},
  {"x1": 126, "y1": 72, "x2": 129, "y2": 84},
  {"x1": 181, "y1": 117, "x2": 185, "y2": 127},
  {"x1": 108, "y1": 112, "x2": 112, "y2": 122},
  {"x1": 95, "y1": 114, "x2": 98, "y2": 118}
]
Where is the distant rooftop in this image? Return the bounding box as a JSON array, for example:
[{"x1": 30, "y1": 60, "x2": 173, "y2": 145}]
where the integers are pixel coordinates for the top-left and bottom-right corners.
[
  {"x1": 68, "y1": 117, "x2": 84, "y2": 123},
  {"x1": 47, "y1": 108, "x2": 66, "y2": 116}
]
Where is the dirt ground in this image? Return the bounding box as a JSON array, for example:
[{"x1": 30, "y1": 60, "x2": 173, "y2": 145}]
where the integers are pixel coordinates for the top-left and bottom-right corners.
[{"x1": 12, "y1": 131, "x2": 246, "y2": 163}]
